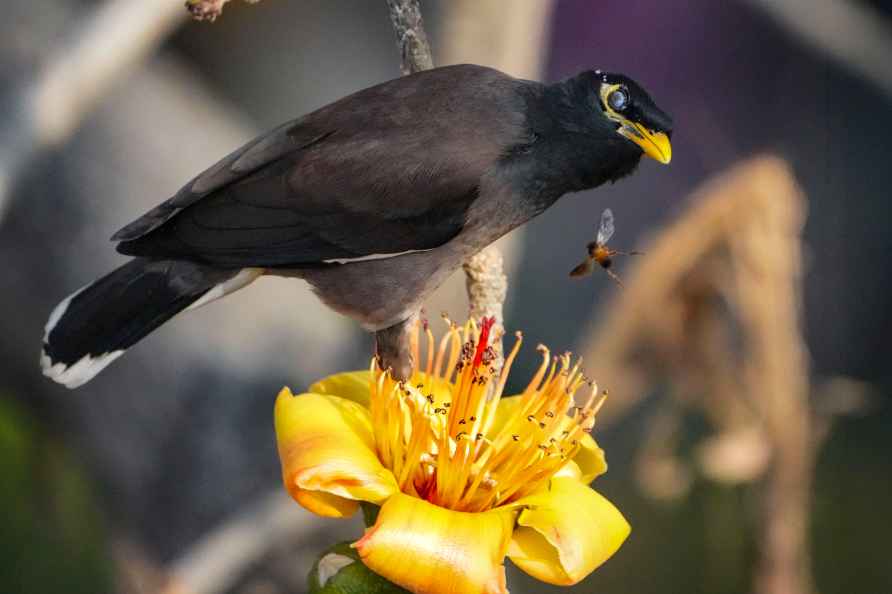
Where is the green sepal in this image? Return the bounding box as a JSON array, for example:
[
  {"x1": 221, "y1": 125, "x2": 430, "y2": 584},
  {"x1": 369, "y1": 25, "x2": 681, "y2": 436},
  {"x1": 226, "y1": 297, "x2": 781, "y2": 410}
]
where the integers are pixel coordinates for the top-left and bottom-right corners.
[
  {"x1": 308, "y1": 542, "x2": 410, "y2": 594},
  {"x1": 360, "y1": 501, "x2": 380, "y2": 527}
]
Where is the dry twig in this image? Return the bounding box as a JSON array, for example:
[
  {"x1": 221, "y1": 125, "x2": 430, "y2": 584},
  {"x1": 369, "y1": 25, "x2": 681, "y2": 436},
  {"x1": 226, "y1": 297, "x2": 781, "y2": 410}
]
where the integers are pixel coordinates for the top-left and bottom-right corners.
[
  {"x1": 384, "y1": 0, "x2": 434, "y2": 75},
  {"x1": 463, "y1": 248, "x2": 508, "y2": 366},
  {"x1": 185, "y1": 0, "x2": 260, "y2": 23}
]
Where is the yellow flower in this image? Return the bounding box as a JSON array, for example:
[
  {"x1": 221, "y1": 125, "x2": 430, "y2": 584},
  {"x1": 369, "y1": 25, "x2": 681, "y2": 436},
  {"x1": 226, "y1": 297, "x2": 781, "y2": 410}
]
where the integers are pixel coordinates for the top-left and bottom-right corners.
[{"x1": 275, "y1": 317, "x2": 629, "y2": 594}]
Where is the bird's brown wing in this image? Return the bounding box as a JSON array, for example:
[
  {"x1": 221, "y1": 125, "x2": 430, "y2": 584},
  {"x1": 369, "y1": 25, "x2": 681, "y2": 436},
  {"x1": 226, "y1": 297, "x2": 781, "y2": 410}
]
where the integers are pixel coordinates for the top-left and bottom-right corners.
[{"x1": 114, "y1": 65, "x2": 530, "y2": 267}]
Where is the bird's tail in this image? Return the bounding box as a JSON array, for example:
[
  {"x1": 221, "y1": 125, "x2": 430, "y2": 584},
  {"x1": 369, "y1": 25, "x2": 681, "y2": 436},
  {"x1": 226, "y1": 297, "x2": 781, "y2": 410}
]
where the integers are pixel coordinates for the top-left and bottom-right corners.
[{"x1": 41, "y1": 258, "x2": 262, "y2": 388}]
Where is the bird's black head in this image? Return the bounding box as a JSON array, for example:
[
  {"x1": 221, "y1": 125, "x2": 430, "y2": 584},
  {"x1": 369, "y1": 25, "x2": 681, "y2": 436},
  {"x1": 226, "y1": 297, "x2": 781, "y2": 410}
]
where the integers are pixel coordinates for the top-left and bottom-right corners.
[
  {"x1": 523, "y1": 69, "x2": 673, "y2": 195},
  {"x1": 592, "y1": 70, "x2": 673, "y2": 165}
]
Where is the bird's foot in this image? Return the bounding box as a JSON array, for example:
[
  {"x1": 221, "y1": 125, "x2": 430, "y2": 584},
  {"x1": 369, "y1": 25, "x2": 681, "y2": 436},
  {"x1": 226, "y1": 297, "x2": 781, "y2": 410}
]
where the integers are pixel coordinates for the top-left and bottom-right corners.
[{"x1": 374, "y1": 314, "x2": 418, "y2": 381}]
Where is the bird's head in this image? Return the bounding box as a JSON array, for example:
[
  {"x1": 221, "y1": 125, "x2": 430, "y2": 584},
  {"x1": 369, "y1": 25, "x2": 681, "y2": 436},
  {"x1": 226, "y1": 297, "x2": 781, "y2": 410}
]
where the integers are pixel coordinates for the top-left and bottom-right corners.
[
  {"x1": 529, "y1": 69, "x2": 674, "y2": 192},
  {"x1": 593, "y1": 70, "x2": 673, "y2": 165}
]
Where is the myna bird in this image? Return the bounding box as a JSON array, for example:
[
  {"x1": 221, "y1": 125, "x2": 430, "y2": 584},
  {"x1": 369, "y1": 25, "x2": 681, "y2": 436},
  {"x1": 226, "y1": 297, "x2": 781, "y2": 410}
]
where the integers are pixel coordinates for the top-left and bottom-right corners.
[{"x1": 41, "y1": 64, "x2": 672, "y2": 387}]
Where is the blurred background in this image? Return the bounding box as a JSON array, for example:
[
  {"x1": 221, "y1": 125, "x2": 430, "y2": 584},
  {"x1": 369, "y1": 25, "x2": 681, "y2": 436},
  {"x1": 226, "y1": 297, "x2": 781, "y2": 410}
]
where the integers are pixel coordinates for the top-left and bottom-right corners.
[{"x1": 1, "y1": 1, "x2": 891, "y2": 593}]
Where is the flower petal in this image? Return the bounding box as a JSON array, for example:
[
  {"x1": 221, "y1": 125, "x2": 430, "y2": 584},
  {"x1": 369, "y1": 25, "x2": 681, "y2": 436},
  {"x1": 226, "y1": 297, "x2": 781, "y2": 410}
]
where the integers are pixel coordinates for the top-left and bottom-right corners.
[
  {"x1": 354, "y1": 492, "x2": 515, "y2": 594},
  {"x1": 275, "y1": 388, "x2": 398, "y2": 517},
  {"x1": 506, "y1": 477, "x2": 629, "y2": 585},
  {"x1": 309, "y1": 370, "x2": 455, "y2": 410},
  {"x1": 575, "y1": 434, "x2": 608, "y2": 483},
  {"x1": 309, "y1": 371, "x2": 372, "y2": 407},
  {"x1": 489, "y1": 396, "x2": 608, "y2": 484}
]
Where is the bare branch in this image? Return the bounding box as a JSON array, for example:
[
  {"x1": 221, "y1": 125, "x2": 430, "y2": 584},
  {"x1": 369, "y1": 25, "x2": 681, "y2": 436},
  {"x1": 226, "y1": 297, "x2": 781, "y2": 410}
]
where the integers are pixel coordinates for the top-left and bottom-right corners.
[
  {"x1": 463, "y1": 247, "x2": 508, "y2": 367},
  {"x1": 384, "y1": 0, "x2": 434, "y2": 75},
  {"x1": 185, "y1": 0, "x2": 261, "y2": 23}
]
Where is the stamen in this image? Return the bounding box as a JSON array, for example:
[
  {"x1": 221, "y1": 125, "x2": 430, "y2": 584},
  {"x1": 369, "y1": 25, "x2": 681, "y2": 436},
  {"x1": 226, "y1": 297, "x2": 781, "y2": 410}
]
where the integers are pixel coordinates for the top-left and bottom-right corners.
[
  {"x1": 425, "y1": 322, "x2": 435, "y2": 377},
  {"x1": 369, "y1": 318, "x2": 607, "y2": 513}
]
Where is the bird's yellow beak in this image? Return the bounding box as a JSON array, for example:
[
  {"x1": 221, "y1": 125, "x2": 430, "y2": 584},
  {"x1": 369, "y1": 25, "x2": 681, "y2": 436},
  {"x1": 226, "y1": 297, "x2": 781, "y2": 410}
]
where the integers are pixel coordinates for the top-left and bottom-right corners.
[{"x1": 619, "y1": 122, "x2": 672, "y2": 164}]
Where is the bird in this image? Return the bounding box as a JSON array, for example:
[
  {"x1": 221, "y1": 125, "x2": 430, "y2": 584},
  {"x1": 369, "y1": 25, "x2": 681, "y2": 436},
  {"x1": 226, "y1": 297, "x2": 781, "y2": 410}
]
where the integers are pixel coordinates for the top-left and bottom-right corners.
[{"x1": 40, "y1": 64, "x2": 672, "y2": 388}]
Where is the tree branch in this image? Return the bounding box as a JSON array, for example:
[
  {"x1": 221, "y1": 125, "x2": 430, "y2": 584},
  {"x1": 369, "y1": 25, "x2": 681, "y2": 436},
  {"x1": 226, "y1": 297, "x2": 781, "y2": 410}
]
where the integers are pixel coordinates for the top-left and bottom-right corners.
[
  {"x1": 463, "y1": 247, "x2": 508, "y2": 366},
  {"x1": 384, "y1": 0, "x2": 434, "y2": 75},
  {"x1": 383, "y1": 0, "x2": 507, "y2": 367},
  {"x1": 185, "y1": 0, "x2": 261, "y2": 23}
]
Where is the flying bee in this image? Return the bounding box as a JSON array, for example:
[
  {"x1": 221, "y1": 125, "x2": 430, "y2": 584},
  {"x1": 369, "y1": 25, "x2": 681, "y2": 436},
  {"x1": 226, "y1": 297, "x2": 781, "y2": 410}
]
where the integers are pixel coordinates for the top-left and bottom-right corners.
[{"x1": 570, "y1": 208, "x2": 641, "y2": 287}]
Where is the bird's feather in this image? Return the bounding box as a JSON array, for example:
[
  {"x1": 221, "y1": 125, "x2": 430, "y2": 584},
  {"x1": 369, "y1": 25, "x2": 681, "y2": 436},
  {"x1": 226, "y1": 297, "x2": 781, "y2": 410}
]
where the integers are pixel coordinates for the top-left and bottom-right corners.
[{"x1": 114, "y1": 65, "x2": 529, "y2": 267}]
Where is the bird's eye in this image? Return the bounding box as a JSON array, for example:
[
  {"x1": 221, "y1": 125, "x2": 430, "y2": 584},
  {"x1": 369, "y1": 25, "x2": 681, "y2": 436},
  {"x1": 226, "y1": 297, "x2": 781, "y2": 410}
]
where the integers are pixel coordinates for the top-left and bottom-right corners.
[{"x1": 608, "y1": 89, "x2": 628, "y2": 111}]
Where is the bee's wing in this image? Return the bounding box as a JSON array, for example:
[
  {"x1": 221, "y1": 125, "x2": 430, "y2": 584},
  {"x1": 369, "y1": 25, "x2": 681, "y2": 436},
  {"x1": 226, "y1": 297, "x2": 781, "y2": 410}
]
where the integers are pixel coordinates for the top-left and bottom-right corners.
[
  {"x1": 570, "y1": 258, "x2": 594, "y2": 278},
  {"x1": 597, "y1": 208, "x2": 615, "y2": 245}
]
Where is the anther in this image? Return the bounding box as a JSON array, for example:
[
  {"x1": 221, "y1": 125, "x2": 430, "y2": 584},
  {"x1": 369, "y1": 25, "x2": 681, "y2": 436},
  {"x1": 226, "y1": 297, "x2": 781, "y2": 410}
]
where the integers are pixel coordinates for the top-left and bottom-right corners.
[
  {"x1": 469, "y1": 416, "x2": 476, "y2": 422},
  {"x1": 512, "y1": 434, "x2": 520, "y2": 441},
  {"x1": 545, "y1": 411, "x2": 555, "y2": 418},
  {"x1": 459, "y1": 418, "x2": 466, "y2": 425},
  {"x1": 481, "y1": 346, "x2": 496, "y2": 366}
]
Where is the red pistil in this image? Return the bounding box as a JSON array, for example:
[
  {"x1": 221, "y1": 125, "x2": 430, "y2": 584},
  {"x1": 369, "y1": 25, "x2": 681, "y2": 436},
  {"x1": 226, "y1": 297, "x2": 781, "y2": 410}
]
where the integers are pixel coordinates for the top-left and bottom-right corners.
[{"x1": 471, "y1": 316, "x2": 496, "y2": 371}]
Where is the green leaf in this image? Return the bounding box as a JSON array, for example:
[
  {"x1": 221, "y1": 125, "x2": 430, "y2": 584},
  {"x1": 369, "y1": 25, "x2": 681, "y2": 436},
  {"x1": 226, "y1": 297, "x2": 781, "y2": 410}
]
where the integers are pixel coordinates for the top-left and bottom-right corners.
[{"x1": 308, "y1": 542, "x2": 410, "y2": 594}]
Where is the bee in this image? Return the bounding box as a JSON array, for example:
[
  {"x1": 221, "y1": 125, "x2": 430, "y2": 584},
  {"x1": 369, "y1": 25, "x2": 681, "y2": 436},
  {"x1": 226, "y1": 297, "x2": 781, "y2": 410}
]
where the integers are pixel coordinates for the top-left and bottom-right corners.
[{"x1": 569, "y1": 208, "x2": 641, "y2": 287}]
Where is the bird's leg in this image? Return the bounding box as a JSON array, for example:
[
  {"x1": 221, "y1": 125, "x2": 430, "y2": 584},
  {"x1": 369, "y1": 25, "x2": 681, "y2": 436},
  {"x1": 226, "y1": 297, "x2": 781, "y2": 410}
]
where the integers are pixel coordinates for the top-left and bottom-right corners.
[{"x1": 375, "y1": 314, "x2": 418, "y2": 381}]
